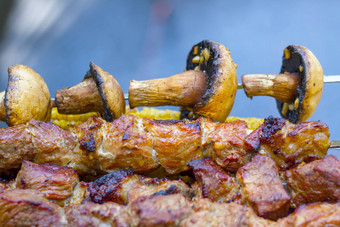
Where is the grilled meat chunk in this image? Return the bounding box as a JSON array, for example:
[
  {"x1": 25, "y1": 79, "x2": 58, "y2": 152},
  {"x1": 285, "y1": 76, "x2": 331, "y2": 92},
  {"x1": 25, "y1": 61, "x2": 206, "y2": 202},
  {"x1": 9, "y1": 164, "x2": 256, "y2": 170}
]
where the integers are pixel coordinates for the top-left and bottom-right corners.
[
  {"x1": 0, "y1": 115, "x2": 330, "y2": 175},
  {"x1": 144, "y1": 118, "x2": 202, "y2": 174},
  {"x1": 181, "y1": 198, "x2": 275, "y2": 227},
  {"x1": 0, "y1": 120, "x2": 85, "y2": 174},
  {"x1": 251, "y1": 116, "x2": 330, "y2": 169},
  {"x1": 201, "y1": 119, "x2": 255, "y2": 172},
  {"x1": 3, "y1": 162, "x2": 191, "y2": 207},
  {"x1": 87, "y1": 115, "x2": 159, "y2": 173},
  {"x1": 285, "y1": 155, "x2": 340, "y2": 208},
  {"x1": 0, "y1": 189, "x2": 66, "y2": 226},
  {"x1": 86, "y1": 169, "x2": 191, "y2": 204},
  {"x1": 237, "y1": 155, "x2": 291, "y2": 220},
  {"x1": 14, "y1": 161, "x2": 79, "y2": 204},
  {"x1": 65, "y1": 202, "x2": 129, "y2": 227},
  {"x1": 277, "y1": 202, "x2": 340, "y2": 227},
  {"x1": 188, "y1": 158, "x2": 241, "y2": 203},
  {"x1": 130, "y1": 194, "x2": 193, "y2": 227},
  {"x1": 12, "y1": 160, "x2": 89, "y2": 206}
]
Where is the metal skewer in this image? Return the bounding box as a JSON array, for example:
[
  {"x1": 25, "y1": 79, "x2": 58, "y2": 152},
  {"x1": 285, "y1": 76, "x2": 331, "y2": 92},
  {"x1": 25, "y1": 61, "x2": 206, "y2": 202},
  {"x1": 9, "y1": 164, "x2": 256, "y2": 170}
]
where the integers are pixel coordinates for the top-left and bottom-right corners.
[{"x1": 330, "y1": 141, "x2": 340, "y2": 149}]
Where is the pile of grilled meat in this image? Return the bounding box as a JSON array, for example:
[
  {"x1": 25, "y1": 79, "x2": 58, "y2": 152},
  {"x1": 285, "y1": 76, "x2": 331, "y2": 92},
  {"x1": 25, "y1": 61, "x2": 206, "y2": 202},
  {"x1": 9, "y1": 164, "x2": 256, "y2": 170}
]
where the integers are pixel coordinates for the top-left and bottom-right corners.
[{"x1": 0, "y1": 115, "x2": 339, "y2": 226}]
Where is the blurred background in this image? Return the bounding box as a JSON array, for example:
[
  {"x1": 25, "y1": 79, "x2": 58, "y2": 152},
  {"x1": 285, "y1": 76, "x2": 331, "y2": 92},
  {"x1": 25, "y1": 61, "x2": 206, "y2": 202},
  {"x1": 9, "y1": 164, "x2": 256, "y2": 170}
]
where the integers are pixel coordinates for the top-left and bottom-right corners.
[{"x1": 0, "y1": 0, "x2": 339, "y2": 156}]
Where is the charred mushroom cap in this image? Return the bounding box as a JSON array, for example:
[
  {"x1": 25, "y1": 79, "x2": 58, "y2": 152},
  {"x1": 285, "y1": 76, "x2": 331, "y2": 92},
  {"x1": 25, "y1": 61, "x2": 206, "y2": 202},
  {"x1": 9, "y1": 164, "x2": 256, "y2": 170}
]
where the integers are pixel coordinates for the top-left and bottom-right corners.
[
  {"x1": 277, "y1": 45, "x2": 323, "y2": 123},
  {"x1": 181, "y1": 40, "x2": 237, "y2": 122},
  {"x1": 4, "y1": 65, "x2": 51, "y2": 126},
  {"x1": 88, "y1": 62, "x2": 125, "y2": 121}
]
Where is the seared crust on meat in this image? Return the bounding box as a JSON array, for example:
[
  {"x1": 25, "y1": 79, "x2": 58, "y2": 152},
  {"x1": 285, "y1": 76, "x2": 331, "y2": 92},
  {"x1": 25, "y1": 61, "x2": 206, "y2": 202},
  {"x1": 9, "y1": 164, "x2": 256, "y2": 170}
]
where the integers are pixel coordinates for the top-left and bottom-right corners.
[
  {"x1": 0, "y1": 124, "x2": 35, "y2": 175},
  {"x1": 0, "y1": 189, "x2": 66, "y2": 226},
  {"x1": 145, "y1": 118, "x2": 202, "y2": 174},
  {"x1": 277, "y1": 202, "x2": 340, "y2": 227},
  {"x1": 201, "y1": 119, "x2": 256, "y2": 172},
  {"x1": 65, "y1": 202, "x2": 129, "y2": 227},
  {"x1": 285, "y1": 155, "x2": 340, "y2": 208},
  {"x1": 86, "y1": 169, "x2": 191, "y2": 205},
  {"x1": 188, "y1": 158, "x2": 241, "y2": 203},
  {"x1": 15, "y1": 161, "x2": 79, "y2": 203},
  {"x1": 130, "y1": 194, "x2": 193, "y2": 227},
  {"x1": 237, "y1": 155, "x2": 291, "y2": 220},
  {"x1": 0, "y1": 119, "x2": 85, "y2": 175},
  {"x1": 252, "y1": 116, "x2": 330, "y2": 169},
  {"x1": 98, "y1": 115, "x2": 159, "y2": 172}
]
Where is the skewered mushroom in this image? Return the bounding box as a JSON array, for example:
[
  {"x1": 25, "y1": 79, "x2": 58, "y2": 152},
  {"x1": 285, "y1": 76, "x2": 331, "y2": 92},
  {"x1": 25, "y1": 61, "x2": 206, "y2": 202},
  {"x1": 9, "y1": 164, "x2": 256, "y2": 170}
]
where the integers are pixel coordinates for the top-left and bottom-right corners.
[
  {"x1": 55, "y1": 62, "x2": 125, "y2": 121},
  {"x1": 241, "y1": 45, "x2": 324, "y2": 123},
  {"x1": 129, "y1": 40, "x2": 238, "y2": 122},
  {"x1": 0, "y1": 65, "x2": 52, "y2": 126}
]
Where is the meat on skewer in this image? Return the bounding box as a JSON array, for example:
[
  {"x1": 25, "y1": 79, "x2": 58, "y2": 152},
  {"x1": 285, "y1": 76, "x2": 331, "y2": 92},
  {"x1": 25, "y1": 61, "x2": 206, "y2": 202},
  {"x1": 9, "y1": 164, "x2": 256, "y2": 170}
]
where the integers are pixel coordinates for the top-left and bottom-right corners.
[
  {"x1": 189, "y1": 155, "x2": 340, "y2": 220},
  {"x1": 0, "y1": 189, "x2": 339, "y2": 227},
  {"x1": 1, "y1": 161, "x2": 191, "y2": 206},
  {"x1": 285, "y1": 155, "x2": 340, "y2": 208},
  {"x1": 0, "y1": 114, "x2": 330, "y2": 176},
  {"x1": 4, "y1": 156, "x2": 339, "y2": 219},
  {"x1": 1, "y1": 156, "x2": 339, "y2": 226}
]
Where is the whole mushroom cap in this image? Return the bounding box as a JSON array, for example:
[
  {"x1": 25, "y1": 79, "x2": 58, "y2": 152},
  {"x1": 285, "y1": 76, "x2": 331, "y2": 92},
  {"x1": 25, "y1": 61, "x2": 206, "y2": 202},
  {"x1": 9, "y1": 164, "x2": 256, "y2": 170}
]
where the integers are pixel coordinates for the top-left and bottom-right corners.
[
  {"x1": 5, "y1": 65, "x2": 51, "y2": 126},
  {"x1": 277, "y1": 45, "x2": 323, "y2": 123},
  {"x1": 183, "y1": 40, "x2": 238, "y2": 122}
]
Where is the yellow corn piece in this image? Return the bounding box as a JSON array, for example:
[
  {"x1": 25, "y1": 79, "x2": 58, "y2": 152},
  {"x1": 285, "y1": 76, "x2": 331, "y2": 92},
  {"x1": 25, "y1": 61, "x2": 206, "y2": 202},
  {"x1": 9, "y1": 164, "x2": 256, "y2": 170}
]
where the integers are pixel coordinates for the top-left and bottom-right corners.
[
  {"x1": 126, "y1": 107, "x2": 181, "y2": 120},
  {"x1": 51, "y1": 107, "x2": 100, "y2": 130},
  {"x1": 226, "y1": 116, "x2": 264, "y2": 130}
]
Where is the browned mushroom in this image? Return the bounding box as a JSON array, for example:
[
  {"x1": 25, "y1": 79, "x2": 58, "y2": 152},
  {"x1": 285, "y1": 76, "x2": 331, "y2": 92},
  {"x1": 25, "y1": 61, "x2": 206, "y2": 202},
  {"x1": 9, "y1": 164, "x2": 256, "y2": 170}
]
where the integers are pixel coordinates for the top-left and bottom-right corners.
[
  {"x1": 55, "y1": 62, "x2": 125, "y2": 121},
  {"x1": 129, "y1": 40, "x2": 238, "y2": 122},
  {"x1": 0, "y1": 65, "x2": 52, "y2": 126},
  {"x1": 241, "y1": 45, "x2": 323, "y2": 123}
]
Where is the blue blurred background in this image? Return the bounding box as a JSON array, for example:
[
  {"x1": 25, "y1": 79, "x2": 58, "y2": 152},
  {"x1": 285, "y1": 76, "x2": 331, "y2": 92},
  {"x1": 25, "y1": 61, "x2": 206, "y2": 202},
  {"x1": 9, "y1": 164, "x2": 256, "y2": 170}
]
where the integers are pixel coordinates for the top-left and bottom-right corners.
[{"x1": 0, "y1": 0, "x2": 339, "y2": 156}]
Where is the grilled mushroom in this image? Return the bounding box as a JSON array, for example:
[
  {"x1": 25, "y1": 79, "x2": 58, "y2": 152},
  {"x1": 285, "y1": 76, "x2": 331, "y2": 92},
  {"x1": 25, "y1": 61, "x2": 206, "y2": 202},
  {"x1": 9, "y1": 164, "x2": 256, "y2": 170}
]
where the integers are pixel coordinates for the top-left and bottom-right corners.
[
  {"x1": 129, "y1": 40, "x2": 238, "y2": 122},
  {"x1": 55, "y1": 62, "x2": 125, "y2": 121},
  {"x1": 276, "y1": 45, "x2": 323, "y2": 123},
  {"x1": 241, "y1": 45, "x2": 323, "y2": 123},
  {"x1": 0, "y1": 65, "x2": 52, "y2": 126}
]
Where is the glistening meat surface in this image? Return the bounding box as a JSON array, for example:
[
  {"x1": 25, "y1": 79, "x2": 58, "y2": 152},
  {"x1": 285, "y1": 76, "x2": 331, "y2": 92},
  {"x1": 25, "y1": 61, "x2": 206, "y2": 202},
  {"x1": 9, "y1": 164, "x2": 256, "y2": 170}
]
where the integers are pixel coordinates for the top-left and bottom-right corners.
[{"x1": 0, "y1": 115, "x2": 330, "y2": 175}]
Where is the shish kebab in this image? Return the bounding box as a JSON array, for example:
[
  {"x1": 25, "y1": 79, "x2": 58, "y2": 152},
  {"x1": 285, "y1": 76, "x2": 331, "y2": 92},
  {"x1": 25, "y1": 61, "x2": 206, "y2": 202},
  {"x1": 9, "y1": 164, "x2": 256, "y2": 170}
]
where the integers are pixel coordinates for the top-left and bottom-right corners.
[
  {"x1": 0, "y1": 152, "x2": 338, "y2": 225},
  {"x1": 0, "y1": 113, "x2": 331, "y2": 176},
  {"x1": 0, "y1": 41, "x2": 339, "y2": 127}
]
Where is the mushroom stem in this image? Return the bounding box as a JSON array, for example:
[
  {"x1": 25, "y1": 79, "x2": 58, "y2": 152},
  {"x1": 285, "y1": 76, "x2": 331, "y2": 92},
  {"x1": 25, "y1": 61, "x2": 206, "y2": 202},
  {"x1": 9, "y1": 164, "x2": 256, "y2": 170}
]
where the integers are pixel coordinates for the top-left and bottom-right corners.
[
  {"x1": 0, "y1": 91, "x2": 6, "y2": 121},
  {"x1": 55, "y1": 77, "x2": 103, "y2": 114},
  {"x1": 129, "y1": 70, "x2": 207, "y2": 108},
  {"x1": 241, "y1": 73, "x2": 299, "y2": 103}
]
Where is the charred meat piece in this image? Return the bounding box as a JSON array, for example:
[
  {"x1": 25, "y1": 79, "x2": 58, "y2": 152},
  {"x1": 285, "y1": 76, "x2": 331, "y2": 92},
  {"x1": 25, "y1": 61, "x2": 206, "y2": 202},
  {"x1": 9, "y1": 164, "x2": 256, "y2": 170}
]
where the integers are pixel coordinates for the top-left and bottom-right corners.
[
  {"x1": 129, "y1": 194, "x2": 193, "y2": 227},
  {"x1": 249, "y1": 116, "x2": 330, "y2": 169},
  {"x1": 86, "y1": 169, "x2": 191, "y2": 204},
  {"x1": 188, "y1": 158, "x2": 241, "y2": 203},
  {"x1": 285, "y1": 155, "x2": 340, "y2": 208},
  {"x1": 277, "y1": 202, "x2": 340, "y2": 227},
  {"x1": 237, "y1": 155, "x2": 291, "y2": 220},
  {"x1": 65, "y1": 202, "x2": 129, "y2": 227},
  {"x1": 0, "y1": 189, "x2": 66, "y2": 226}
]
